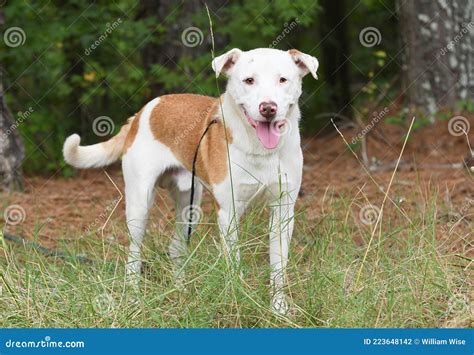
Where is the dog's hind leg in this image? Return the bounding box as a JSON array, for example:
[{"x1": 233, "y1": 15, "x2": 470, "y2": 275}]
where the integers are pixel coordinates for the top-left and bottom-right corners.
[
  {"x1": 168, "y1": 170, "x2": 203, "y2": 288},
  {"x1": 123, "y1": 157, "x2": 160, "y2": 283}
]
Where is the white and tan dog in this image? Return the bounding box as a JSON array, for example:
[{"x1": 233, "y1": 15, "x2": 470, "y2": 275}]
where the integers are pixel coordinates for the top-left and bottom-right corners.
[{"x1": 63, "y1": 48, "x2": 318, "y2": 314}]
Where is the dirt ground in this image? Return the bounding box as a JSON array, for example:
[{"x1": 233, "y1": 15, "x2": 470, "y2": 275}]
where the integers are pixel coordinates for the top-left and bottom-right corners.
[{"x1": 2, "y1": 115, "x2": 473, "y2": 254}]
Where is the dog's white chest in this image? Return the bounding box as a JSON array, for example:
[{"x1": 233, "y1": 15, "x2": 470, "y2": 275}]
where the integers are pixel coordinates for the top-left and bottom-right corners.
[{"x1": 229, "y1": 148, "x2": 293, "y2": 203}]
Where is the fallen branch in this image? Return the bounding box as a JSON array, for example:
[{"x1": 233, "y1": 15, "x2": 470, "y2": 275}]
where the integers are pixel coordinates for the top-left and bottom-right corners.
[{"x1": 368, "y1": 161, "x2": 463, "y2": 172}]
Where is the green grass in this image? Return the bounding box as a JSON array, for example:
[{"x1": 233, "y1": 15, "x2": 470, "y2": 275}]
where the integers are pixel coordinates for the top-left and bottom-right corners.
[{"x1": 0, "y1": 193, "x2": 471, "y2": 328}]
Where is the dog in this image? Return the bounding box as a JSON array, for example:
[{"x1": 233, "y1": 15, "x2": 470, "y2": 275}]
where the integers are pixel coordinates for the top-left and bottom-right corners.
[{"x1": 63, "y1": 48, "x2": 318, "y2": 314}]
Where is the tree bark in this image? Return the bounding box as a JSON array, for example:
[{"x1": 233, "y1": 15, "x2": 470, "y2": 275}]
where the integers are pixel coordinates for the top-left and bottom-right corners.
[
  {"x1": 0, "y1": 9, "x2": 25, "y2": 191},
  {"x1": 320, "y1": 0, "x2": 352, "y2": 119},
  {"x1": 398, "y1": 0, "x2": 474, "y2": 117}
]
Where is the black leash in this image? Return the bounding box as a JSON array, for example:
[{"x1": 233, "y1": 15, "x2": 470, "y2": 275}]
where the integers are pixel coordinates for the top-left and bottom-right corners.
[
  {"x1": 2, "y1": 232, "x2": 93, "y2": 264},
  {"x1": 186, "y1": 118, "x2": 218, "y2": 243}
]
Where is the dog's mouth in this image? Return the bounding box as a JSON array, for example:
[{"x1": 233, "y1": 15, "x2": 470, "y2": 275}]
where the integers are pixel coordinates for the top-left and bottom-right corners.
[{"x1": 243, "y1": 110, "x2": 286, "y2": 149}]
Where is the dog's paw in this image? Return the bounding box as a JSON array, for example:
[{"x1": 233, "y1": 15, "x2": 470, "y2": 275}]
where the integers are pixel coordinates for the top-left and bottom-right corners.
[
  {"x1": 271, "y1": 293, "x2": 290, "y2": 316},
  {"x1": 173, "y1": 270, "x2": 188, "y2": 292},
  {"x1": 125, "y1": 272, "x2": 141, "y2": 291},
  {"x1": 174, "y1": 277, "x2": 188, "y2": 292}
]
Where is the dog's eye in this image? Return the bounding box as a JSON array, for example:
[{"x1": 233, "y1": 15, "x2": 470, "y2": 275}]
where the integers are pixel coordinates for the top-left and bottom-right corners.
[
  {"x1": 279, "y1": 77, "x2": 288, "y2": 84},
  {"x1": 243, "y1": 78, "x2": 254, "y2": 85}
]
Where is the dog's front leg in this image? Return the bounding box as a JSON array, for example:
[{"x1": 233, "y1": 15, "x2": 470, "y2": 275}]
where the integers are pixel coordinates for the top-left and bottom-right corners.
[
  {"x1": 217, "y1": 204, "x2": 243, "y2": 270},
  {"x1": 269, "y1": 197, "x2": 295, "y2": 315}
]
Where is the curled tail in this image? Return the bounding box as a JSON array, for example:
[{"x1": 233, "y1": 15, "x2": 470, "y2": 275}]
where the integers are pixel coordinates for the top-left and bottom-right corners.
[{"x1": 63, "y1": 116, "x2": 135, "y2": 169}]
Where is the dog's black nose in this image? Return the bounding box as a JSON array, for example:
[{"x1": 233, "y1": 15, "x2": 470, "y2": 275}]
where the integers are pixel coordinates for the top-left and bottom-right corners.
[{"x1": 259, "y1": 101, "x2": 277, "y2": 120}]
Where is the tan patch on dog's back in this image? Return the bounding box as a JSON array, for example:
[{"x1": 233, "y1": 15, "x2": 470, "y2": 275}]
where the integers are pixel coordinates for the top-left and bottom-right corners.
[
  {"x1": 123, "y1": 111, "x2": 142, "y2": 154},
  {"x1": 149, "y1": 94, "x2": 232, "y2": 185}
]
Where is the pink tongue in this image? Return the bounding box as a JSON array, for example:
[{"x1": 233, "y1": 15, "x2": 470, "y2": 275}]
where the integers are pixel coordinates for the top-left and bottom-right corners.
[{"x1": 256, "y1": 122, "x2": 280, "y2": 149}]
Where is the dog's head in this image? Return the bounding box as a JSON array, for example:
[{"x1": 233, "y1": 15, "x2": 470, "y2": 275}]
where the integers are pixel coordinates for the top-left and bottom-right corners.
[{"x1": 212, "y1": 48, "x2": 318, "y2": 149}]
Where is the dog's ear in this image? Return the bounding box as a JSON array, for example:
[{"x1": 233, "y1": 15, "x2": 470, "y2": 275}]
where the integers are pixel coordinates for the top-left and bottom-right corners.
[
  {"x1": 288, "y1": 49, "x2": 319, "y2": 79},
  {"x1": 212, "y1": 48, "x2": 242, "y2": 78}
]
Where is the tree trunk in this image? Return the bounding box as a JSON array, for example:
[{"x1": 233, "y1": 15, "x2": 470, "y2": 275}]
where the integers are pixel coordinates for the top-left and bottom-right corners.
[
  {"x1": 320, "y1": 0, "x2": 352, "y2": 119},
  {"x1": 398, "y1": 0, "x2": 474, "y2": 117},
  {"x1": 0, "y1": 10, "x2": 25, "y2": 191}
]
